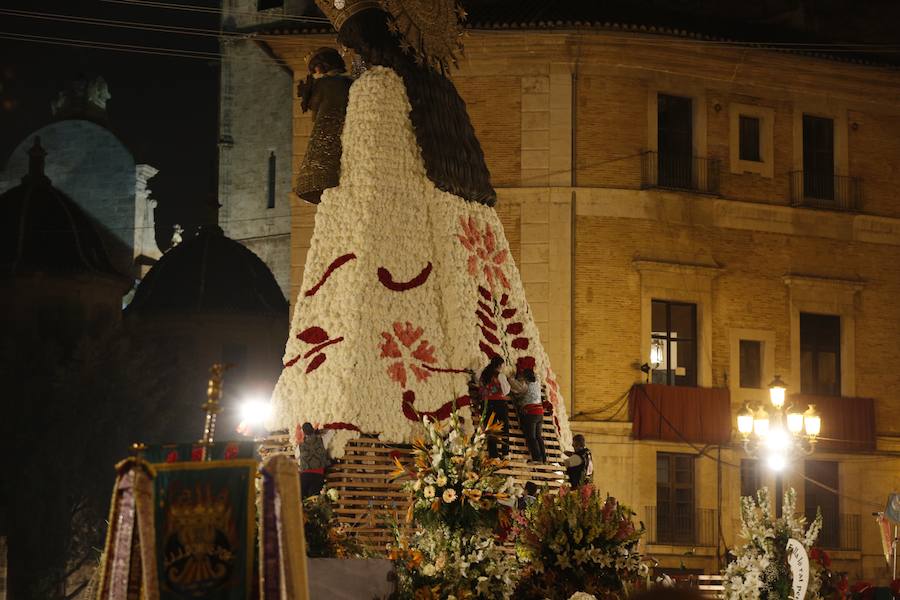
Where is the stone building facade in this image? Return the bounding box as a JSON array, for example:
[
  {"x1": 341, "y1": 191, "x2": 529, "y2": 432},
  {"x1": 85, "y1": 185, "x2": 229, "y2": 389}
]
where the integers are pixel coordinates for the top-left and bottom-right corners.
[
  {"x1": 216, "y1": 0, "x2": 297, "y2": 296},
  {"x1": 0, "y1": 77, "x2": 161, "y2": 281},
  {"x1": 226, "y1": 9, "x2": 900, "y2": 581}
]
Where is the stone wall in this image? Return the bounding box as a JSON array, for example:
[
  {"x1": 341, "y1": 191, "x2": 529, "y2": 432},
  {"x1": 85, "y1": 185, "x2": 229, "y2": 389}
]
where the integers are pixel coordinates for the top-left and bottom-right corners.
[{"x1": 218, "y1": 0, "x2": 296, "y2": 297}]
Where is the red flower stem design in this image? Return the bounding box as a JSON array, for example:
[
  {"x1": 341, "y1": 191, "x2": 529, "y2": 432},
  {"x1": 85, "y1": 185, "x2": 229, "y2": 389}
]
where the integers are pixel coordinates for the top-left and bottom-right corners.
[
  {"x1": 322, "y1": 422, "x2": 362, "y2": 432},
  {"x1": 304, "y1": 253, "x2": 357, "y2": 297},
  {"x1": 401, "y1": 390, "x2": 472, "y2": 422},
  {"x1": 303, "y1": 337, "x2": 344, "y2": 360},
  {"x1": 420, "y1": 364, "x2": 470, "y2": 374}
]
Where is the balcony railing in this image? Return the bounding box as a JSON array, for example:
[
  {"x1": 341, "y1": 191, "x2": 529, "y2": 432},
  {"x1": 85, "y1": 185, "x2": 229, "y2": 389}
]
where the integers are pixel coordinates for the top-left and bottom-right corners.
[
  {"x1": 645, "y1": 506, "x2": 718, "y2": 547},
  {"x1": 789, "y1": 171, "x2": 862, "y2": 211},
  {"x1": 641, "y1": 151, "x2": 721, "y2": 195},
  {"x1": 815, "y1": 513, "x2": 861, "y2": 551}
]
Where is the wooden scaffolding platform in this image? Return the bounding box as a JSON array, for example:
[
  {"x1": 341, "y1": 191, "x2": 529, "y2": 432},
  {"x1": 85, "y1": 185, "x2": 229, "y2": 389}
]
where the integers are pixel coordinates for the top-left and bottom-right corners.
[{"x1": 259, "y1": 398, "x2": 567, "y2": 551}]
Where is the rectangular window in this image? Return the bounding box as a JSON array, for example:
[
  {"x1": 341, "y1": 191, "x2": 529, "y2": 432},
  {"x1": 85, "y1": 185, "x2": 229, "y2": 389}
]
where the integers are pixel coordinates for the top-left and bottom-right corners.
[
  {"x1": 805, "y1": 460, "x2": 839, "y2": 548},
  {"x1": 740, "y1": 459, "x2": 760, "y2": 499},
  {"x1": 656, "y1": 452, "x2": 695, "y2": 545},
  {"x1": 739, "y1": 339, "x2": 762, "y2": 389},
  {"x1": 651, "y1": 300, "x2": 697, "y2": 387},
  {"x1": 657, "y1": 94, "x2": 693, "y2": 189},
  {"x1": 802, "y1": 115, "x2": 835, "y2": 200},
  {"x1": 800, "y1": 313, "x2": 841, "y2": 396},
  {"x1": 739, "y1": 116, "x2": 761, "y2": 162},
  {"x1": 267, "y1": 151, "x2": 276, "y2": 209},
  {"x1": 258, "y1": 0, "x2": 284, "y2": 9}
]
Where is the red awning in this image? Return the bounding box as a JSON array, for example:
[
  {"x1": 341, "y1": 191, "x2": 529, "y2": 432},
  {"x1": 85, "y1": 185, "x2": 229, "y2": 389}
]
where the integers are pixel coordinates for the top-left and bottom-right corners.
[
  {"x1": 789, "y1": 394, "x2": 876, "y2": 452},
  {"x1": 628, "y1": 384, "x2": 732, "y2": 445}
]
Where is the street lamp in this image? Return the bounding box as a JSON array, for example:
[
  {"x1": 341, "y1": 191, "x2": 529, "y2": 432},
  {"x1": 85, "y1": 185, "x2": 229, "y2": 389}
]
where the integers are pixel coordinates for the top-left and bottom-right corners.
[{"x1": 736, "y1": 376, "x2": 820, "y2": 470}]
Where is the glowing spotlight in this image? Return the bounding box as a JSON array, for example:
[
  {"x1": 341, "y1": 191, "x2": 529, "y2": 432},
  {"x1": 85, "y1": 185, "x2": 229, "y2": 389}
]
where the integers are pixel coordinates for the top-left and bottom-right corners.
[
  {"x1": 766, "y1": 453, "x2": 787, "y2": 472},
  {"x1": 765, "y1": 427, "x2": 790, "y2": 452},
  {"x1": 237, "y1": 398, "x2": 272, "y2": 436}
]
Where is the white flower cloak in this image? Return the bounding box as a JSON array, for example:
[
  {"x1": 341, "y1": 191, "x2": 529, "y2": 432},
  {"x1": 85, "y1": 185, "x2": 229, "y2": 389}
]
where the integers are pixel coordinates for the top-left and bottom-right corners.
[{"x1": 270, "y1": 66, "x2": 571, "y2": 456}]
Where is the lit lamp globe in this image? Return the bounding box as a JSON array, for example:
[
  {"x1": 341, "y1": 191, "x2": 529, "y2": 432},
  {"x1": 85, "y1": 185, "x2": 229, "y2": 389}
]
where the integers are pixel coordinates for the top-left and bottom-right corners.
[
  {"x1": 737, "y1": 404, "x2": 754, "y2": 438},
  {"x1": 804, "y1": 404, "x2": 821, "y2": 438},
  {"x1": 753, "y1": 407, "x2": 770, "y2": 438},
  {"x1": 786, "y1": 409, "x2": 805, "y2": 434},
  {"x1": 768, "y1": 375, "x2": 787, "y2": 409}
]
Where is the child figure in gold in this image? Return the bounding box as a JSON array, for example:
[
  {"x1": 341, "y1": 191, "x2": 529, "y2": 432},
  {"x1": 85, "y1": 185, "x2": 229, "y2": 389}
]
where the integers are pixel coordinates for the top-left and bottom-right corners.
[{"x1": 295, "y1": 47, "x2": 353, "y2": 204}]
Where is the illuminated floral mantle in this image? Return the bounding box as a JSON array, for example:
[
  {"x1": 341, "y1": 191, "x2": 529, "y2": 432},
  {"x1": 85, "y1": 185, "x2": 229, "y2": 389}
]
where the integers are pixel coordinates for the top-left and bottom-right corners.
[{"x1": 270, "y1": 67, "x2": 571, "y2": 456}]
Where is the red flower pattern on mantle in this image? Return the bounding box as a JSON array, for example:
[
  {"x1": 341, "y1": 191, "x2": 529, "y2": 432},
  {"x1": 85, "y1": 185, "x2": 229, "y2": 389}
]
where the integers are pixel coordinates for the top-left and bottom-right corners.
[
  {"x1": 379, "y1": 322, "x2": 437, "y2": 388},
  {"x1": 284, "y1": 325, "x2": 344, "y2": 374},
  {"x1": 457, "y1": 215, "x2": 510, "y2": 291},
  {"x1": 476, "y1": 285, "x2": 530, "y2": 359}
]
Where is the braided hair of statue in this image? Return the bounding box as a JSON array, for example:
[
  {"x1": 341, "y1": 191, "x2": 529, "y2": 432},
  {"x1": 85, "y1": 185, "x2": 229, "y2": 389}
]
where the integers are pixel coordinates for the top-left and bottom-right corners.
[{"x1": 337, "y1": 9, "x2": 497, "y2": 206}]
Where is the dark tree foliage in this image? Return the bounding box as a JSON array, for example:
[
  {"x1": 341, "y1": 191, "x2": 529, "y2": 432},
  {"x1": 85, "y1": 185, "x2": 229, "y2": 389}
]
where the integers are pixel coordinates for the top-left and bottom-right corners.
[{"x1": 0, "y1": 326, "x2": 176, "y2": 599}]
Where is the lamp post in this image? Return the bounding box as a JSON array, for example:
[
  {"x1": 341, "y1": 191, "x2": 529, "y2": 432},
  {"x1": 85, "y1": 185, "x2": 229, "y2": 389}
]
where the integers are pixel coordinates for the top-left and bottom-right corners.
[{"x1": 736, "y1": 376, "x2": 821, "y2": 471}]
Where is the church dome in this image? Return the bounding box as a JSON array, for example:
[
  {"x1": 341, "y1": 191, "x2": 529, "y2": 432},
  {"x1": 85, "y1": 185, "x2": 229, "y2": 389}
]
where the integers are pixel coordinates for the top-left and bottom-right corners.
[
  {"x1": 0, "y1": 138, "x2": 125, "y2": 282},
  {"x1": 126, "y1": 224, "x2": 288, "y2": 316}
]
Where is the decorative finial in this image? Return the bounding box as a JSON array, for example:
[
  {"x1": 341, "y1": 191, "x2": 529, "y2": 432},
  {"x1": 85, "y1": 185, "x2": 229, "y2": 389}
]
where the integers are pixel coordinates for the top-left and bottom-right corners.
[
  {"x1": 27, "y1": 137, "x2": 47, "y2": 178},
  {"x1": 170, "y1": 224, "x2": 184, "y2": 249},
  {"x1": 198, "y1": 362, "x2": 231, "y2": 460}
]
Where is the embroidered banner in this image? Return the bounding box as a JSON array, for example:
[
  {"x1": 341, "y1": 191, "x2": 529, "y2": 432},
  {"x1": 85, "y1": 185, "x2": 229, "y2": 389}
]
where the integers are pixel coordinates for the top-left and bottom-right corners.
[
  {"x1": 876, "y1": 512, "x2": 894, "y2": 566},
  {"x1": 153, "y1": 459, "x2": 256, "y2": 600},
  {"x1": 143, "y1": 441, "x2": 256, "y2": 464},
  {"x1": 96, "y1": 458, "x2": 158, "y2": 600}
]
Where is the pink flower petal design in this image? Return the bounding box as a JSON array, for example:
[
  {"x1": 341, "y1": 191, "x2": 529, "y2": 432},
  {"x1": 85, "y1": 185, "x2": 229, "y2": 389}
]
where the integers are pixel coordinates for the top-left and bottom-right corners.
[
  {"x1": 387, "y1": 361, "x2": 407, "y2": 388},
  {"x1": 393, "y1": 322, "x2": 423, "y2": 348},
  {"x1": 411, "y1": 340, "x2": 437, "y2": 364},
  {"x1": 409, "y1": 364, "x2": 431, "y2": 382},
  {"x1": 379, "y1": 332, "x2": 402, "y2": 358}
]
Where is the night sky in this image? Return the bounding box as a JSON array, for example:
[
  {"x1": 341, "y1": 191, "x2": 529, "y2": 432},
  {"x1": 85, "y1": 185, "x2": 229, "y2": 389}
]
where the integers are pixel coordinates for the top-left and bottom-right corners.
[
  {"x1": 0, "y1": 0, "x2": 221, "y2": 247},
  {"x1": 3, "y1": 0, "x2": 899, "y2": 250}
]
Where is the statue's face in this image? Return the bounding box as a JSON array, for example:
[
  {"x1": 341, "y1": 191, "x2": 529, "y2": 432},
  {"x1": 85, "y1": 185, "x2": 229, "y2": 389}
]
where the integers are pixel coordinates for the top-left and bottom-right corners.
[{"x1": 87, "y1": 78, "x2": 111, "y2": 109}]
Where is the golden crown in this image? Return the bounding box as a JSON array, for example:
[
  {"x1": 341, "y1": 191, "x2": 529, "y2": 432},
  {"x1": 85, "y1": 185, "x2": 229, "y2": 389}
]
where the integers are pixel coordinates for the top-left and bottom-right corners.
[
  {"x1": 382, "y1": 0, "x2": 466, "y2": 70},
  {"x1": 314, "y1": 0, "x2": 466, "y2": 70},
  {"x1": 314, "y1": 0, "x2": 381, "y2": 31}
]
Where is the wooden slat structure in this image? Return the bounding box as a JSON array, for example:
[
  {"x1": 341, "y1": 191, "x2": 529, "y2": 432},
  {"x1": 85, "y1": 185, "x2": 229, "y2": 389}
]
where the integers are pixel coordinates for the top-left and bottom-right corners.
[
  {"x1": 258, "y1": 396, "x2": 567, "y2": 552},
  {"x1": 696, "y1": 574, "x2": 725, "y2": 599}
]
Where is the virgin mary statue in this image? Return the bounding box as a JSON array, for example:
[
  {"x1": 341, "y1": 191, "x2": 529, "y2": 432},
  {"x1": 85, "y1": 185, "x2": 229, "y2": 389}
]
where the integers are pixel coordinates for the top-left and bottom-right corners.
[{"x1": 270, "y1": 0, "x2": 571, "y2": 456}]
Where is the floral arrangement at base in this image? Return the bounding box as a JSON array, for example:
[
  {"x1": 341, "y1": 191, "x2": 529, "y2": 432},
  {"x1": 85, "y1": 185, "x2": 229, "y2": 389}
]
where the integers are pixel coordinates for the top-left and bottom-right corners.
[
  {"x1": 724, "y1": 487, "x2": 824, "y2": 600},
  {"x1": 512, "y1": 485, "x2": 646, "y2": 600},
  {"x1": 388, "y1": 411, "x2": 520, "y2": 599},
  {"x1": 303, "y1": 488, "x2": 368, "y2": 558},
  {"x1": 392, "y1": 411, "x2": 517, "y2": 531},
  {"x1": 389, "y1": 524, "x2": 519, "y2": 600}
]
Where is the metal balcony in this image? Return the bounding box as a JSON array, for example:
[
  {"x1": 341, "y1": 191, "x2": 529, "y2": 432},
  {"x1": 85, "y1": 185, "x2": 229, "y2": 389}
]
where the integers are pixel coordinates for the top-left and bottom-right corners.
[
  {"x1": 641, "y1": 151, "x2": 721, "y2": 195},
  {"x1": 815, "y1": 513, "x2": 861, "y2": 551},
  {"x1": 645, "y1": 506, "x2": 718, "y2": 547},
  {"x1": 789, "y1": 171, "x2": 862, "y2": 211}
]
